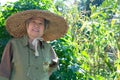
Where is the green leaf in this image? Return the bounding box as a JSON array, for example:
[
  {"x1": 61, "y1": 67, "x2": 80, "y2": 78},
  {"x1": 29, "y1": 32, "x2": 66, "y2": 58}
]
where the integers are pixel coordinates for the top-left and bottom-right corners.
[{"x1": 81, "y1": 51, "x2": 89, "y2": 58}]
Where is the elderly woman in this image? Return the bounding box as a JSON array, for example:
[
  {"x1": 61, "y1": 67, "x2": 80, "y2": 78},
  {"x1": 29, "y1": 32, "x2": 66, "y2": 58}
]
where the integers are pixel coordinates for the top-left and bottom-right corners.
[{"x1": 0, "y1": 10, "x2": 68, "y2": 80}]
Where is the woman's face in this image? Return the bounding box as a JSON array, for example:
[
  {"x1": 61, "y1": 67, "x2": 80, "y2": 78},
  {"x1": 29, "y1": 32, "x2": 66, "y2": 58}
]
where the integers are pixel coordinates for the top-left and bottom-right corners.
[{"x1": 27, "y1": 17, "x2": 45, "y2": 40}]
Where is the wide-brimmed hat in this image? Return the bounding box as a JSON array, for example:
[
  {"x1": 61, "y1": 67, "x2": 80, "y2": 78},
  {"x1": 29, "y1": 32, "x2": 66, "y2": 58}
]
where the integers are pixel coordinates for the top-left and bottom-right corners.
[{"x1": 5, "y1": 10, "x2": 68, "y2": 41}]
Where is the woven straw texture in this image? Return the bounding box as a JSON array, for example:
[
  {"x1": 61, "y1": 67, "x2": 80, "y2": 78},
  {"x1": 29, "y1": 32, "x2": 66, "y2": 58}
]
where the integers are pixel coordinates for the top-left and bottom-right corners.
[{"x1": 6, "y1": 10, "x2": 68, "y2": 41}]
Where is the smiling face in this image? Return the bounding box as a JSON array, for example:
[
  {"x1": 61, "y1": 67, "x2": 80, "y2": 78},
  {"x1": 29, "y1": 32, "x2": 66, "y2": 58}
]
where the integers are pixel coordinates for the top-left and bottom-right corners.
[{"x1": 26, "y1": 17, "x2": 45, "y2": 40}]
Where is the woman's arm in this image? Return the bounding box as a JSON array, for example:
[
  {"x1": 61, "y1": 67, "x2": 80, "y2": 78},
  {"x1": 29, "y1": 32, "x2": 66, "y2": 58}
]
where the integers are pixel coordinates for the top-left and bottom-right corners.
[
  {"x1": 0, "y1": 41, "x2": 13, "y2": 80},
  {"x1": 48, "y1": 47, "x2": 59, "y2": 76}
]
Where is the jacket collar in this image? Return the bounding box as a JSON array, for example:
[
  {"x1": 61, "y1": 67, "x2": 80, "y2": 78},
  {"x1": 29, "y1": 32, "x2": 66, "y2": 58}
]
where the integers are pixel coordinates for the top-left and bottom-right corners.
[
  {"x1": 22, "y1": 35, "x2": 29, "y2": 46},
  {"x1": 22, "y1": 35, "x2": 45, "y2": 48}
]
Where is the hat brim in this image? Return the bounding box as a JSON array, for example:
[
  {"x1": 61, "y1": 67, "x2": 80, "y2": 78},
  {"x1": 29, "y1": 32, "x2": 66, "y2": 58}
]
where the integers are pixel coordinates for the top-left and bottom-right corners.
[{"x1": 5, "y1": 10, "x2": 68, "y2": 41}]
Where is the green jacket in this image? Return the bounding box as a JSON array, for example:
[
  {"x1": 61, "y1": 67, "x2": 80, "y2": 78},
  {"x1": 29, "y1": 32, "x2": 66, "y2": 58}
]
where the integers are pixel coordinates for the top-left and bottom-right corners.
[{"x1": 0, "y1": 35, "x2": 58, "y2": 80}]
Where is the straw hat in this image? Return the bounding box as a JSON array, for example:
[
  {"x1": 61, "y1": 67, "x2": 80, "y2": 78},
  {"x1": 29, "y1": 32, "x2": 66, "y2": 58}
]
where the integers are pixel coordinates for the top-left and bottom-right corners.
[{"x1": 5, "y1": 10, "x2": 68, "y2": 41}]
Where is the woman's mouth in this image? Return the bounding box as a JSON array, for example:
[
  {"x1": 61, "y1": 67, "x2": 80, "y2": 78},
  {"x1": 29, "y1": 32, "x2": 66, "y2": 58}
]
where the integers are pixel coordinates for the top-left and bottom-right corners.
[{"x1": 32, "y1": 29, "x2": 39, "y2": 32}]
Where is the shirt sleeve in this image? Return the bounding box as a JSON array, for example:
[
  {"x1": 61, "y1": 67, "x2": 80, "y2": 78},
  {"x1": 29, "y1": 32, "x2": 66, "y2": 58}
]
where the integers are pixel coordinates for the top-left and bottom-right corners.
[
  {"x1": 50, "y1": 47, "x2": 58, "y2": 63},
  {"x1": 0, "y1": 40, "x2": 13, "y2": 79},
  {"x1": 48, "y1": 47, "x2": 59, "y2": 75}
]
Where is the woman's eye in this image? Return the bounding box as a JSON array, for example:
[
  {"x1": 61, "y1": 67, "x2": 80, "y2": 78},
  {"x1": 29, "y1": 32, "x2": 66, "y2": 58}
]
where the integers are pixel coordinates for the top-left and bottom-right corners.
[
  {"x1": 31, "y1": 21, "x2": 35, "y2": 24},
  {"x1": 38, "y1": 23, "x2": 42, "y2": 25},
  {"x1": 38, "y1": 22, "x2": 44, "y2": 26}
]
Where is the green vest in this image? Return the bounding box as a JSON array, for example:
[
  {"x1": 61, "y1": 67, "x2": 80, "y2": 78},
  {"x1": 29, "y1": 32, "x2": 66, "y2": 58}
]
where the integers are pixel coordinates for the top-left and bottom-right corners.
[{"x1": 10, "y1": 36, "x2": 51, "y2": 80}]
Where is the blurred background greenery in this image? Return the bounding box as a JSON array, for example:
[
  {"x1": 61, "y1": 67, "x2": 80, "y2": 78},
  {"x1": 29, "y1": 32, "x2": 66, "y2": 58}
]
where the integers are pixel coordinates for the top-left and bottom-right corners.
[{"x1": 0, "y1": 0, "x2": 120, "y2": 80}]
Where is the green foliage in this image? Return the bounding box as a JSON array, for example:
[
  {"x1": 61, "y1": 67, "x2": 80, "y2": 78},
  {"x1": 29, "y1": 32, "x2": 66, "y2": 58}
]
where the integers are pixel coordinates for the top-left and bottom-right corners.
[{"x1": 50, "y1": 0, "x2": 120, "y2": 80}]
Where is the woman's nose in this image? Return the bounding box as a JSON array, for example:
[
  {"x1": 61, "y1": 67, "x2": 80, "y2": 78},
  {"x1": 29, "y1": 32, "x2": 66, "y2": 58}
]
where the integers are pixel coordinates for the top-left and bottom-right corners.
[{"x1": 34, "y1": 22, "x2": 40, "y2": 27}]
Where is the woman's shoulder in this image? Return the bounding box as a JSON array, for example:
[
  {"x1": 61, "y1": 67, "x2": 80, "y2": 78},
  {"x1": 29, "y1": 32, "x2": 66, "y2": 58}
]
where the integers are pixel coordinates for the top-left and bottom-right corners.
[
  {"x1": 8, "y1": 36, "x2": 25, "y2": 44},
  {"x1": 42, "y1": 41, "x2": 51, "y2": 48},
  {"x1": 43, "y1": 41, "x2": 51, "y2": 45},
  {"x1": 9, "y1": 37, "x2": 20, "y2": 42}
]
